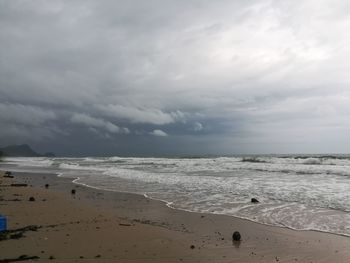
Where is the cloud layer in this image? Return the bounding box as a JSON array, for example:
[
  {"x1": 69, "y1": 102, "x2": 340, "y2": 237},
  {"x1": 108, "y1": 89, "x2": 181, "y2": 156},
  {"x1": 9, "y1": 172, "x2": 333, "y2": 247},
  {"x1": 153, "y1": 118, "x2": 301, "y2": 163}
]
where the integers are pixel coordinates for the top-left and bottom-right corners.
[{"x1": 1, "y1": 0, "x2": 350, "y2": 155}]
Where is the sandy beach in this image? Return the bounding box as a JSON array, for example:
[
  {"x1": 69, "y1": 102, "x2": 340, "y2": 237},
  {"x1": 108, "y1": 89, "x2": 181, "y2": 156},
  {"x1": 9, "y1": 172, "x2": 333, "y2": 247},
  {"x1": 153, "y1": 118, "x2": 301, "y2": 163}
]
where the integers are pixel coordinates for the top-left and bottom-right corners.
[{"x1": 1, "y1": 170, "x2": 350, "y2": 262}]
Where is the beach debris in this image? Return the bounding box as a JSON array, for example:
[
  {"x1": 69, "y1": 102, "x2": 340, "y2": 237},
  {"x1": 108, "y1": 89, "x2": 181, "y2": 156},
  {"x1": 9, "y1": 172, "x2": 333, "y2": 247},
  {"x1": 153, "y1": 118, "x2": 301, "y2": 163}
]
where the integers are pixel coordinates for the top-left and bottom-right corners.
[
  {"x1": 190, "y1": 245, "x2": 195, "y2": 249},
  {"x1": 28, "y1": 197, "x2": 35, "y2": 202},
  {"x1": 119, "y1": 223, "x2": 133, "y2": 227},
  {"x1": 0, "y1": 198, "x2": 21, "y2": 202},
  {"x1": 46, "y1": 224, "x2": 59, "y2": 228},
  {"x1": 49, "y1": 255, "x2": 55, "y2": 260},
  {"x1": 71, "y1": 189, "x2": 76, "y2": 195},
  {"x1": 133, "y1": 219, "x2": 151, "y2": 225},
  {"x1": 95, "y1": 254, "x2": 101, "y2": 258},
  {"x1": 0, "y1": 215, "x2": 6, "y2": 232},
  {"x1": 8, "y1": 232, "x2": 24, "y2": 239},
  {"x1": 4, "y1": 171, "x2": 14, "y2": 178},
  {"x1": 232, "y1": 231, "x2": 241, "y2": 241},
  {"x1": 45, "y1": 184, "x2": 49, "y2": 189},
  {"x1": 251, "y1": 198, "x2": 259, "y2": 203},
  {"x1": 0, "y1": 255, "x2": 40, "y2": 262},
  {"x1": 10, "y1": 184, "x2": 28, "y2": 187},
  {"x1": 0, "y1": 225, "x2": 41, "y2": 241}
]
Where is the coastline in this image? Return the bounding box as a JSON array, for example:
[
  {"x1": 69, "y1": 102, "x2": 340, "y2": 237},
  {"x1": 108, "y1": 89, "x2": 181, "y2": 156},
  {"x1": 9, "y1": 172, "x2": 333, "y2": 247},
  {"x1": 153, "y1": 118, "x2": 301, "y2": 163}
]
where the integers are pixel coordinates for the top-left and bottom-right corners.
[
  {"x1": 54, "y1": 170, "x2": 350, "y2": 239},
  {"x1": 1, "y1": 170, "x2": 350, "y2": 262}
]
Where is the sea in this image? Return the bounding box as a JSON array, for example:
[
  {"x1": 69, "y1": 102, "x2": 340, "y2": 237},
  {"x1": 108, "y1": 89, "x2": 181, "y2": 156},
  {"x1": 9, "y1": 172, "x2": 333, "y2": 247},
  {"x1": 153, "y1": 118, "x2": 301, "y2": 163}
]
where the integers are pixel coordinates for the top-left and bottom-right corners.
[{"x1": 2, "y1": 155, "x2": 350, "y2": 236}]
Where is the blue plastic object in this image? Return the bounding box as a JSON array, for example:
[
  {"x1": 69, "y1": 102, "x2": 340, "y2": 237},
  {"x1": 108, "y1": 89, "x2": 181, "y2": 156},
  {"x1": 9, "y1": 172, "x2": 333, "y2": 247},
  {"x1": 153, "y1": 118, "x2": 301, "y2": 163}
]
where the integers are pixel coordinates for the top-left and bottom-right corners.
[{"x1": 0, "y1": 215, "x2": 7, "y2": 231}]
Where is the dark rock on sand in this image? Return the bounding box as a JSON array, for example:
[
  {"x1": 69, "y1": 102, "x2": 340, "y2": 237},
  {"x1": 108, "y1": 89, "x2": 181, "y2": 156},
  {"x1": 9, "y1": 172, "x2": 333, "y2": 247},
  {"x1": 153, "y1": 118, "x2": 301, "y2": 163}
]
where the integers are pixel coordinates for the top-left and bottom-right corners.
[
  {"x1": 232, "y1": 231, "x2": 241, "y2": 241},
  {"x1": 45, "y1": 184, "x2": 49, "y2": 189},
  {"x1": 71, "y1": 189, "x2": 76, "y2": 195},
  {"x1": 190, "y1": 245, "x2": 195, "y2": 249},
  {"x1": 251, "y1": 198, "x2": 259, "y2": 203},
  {"x1": 28, "y1": 197, "x2": 35, "y2": 202}
]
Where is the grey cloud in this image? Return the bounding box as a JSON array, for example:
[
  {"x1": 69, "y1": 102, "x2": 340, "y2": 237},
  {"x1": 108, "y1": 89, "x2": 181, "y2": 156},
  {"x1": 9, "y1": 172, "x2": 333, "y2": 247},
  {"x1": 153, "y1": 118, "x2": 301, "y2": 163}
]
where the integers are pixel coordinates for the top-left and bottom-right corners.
[
  {"x1": 0, "y1": 103, "x2": 56, "y2": 126},
  {"x1": 150, "y1": 129, "x2": 168, "y2": 137},
  {"x1": 0, "y1": 124, "x2": 57, "y2": 144},
  {"x1": 70, "y1": 113, "x2": 129, "y2": 134},
  {"x1": 96, "y1": 104, "x2": 186, "y2": 125},
  {"x1": 1, "y1": 0, "x2": 350, "y2": 154},
  {"x1": 193, "y1": 122, "x2": 203, "y2": 132},
  {"x1": 0, "y1": 102, "x2": 58, "y2": 142}
]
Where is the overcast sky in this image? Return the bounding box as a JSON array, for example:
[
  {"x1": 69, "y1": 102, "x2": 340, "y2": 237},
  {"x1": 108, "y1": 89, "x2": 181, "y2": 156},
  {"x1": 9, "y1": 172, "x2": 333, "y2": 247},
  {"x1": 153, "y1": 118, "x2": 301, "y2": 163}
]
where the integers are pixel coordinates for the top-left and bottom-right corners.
[{"x1": 1, "y1": 0, "x2": 350, "y2": 156}]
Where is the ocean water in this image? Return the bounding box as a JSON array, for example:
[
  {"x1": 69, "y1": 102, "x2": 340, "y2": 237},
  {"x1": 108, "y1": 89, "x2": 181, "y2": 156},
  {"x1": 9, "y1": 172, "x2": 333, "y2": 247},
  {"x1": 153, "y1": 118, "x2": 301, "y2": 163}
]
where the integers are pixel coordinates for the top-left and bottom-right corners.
[{"x1": 3, "y1": 155, "x2": 350, "y2": 236}]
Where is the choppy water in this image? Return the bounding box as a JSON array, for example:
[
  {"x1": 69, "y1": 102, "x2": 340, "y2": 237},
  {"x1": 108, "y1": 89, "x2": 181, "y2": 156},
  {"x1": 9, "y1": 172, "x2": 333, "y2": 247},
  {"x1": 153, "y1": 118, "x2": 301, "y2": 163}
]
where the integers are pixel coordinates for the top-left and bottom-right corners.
[{"x1": 3, "y1": 155, "x2": 350, "y2": 236}]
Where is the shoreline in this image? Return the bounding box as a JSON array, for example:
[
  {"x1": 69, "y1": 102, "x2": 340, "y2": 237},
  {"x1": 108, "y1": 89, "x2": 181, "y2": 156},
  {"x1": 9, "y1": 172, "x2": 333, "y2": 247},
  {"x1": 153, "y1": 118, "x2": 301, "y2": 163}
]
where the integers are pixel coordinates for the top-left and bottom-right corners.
[
  {"x1": 5, "y1": 157, "x2": 350, "y2": 238},
  {"x1": 67, "y1": 171, "x2": 350, "y2": 239},
  {"x1": 2, "y1": 170, "x2": 350, "y2": 262}
]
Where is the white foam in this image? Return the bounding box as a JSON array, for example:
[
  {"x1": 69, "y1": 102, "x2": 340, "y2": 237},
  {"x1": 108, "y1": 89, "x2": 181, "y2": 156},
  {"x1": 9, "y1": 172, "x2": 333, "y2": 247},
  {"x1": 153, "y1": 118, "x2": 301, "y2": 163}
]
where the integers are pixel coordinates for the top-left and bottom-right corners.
[
  {"x1": 4, "y1": 157, "x2": 54, "y2": 167},
  {"x1": 58, "y1": 162, "x2": 105, "y2": 171}
]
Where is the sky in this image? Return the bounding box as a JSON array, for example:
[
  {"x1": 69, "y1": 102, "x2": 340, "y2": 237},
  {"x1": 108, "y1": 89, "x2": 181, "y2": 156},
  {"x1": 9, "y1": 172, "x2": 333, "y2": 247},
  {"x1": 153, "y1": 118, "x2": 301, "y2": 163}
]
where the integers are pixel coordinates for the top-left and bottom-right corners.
[{"x1": 1, "y1": 0, "x2": 350, "y2": 156}]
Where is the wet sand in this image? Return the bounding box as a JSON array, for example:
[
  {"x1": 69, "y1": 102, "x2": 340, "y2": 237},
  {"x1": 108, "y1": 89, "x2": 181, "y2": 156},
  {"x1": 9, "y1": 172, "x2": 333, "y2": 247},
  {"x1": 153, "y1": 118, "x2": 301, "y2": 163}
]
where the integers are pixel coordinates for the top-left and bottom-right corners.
[{"x1": 1, "y1": 170, "x2": 350, "y2": 262}]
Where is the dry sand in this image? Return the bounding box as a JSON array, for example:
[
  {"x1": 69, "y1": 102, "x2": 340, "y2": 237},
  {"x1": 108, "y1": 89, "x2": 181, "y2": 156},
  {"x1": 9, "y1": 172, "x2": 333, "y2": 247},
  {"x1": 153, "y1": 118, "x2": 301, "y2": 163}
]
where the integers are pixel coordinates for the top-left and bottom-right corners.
[{"x1": 1, "y1": 170, "x2": 350, "y2": 262}]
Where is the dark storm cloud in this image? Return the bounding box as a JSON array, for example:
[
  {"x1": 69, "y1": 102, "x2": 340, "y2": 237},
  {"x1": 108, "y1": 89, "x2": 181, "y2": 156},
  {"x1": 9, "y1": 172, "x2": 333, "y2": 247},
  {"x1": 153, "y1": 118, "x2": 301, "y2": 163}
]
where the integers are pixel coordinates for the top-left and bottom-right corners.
[{"x1": 1, "y1": 0, "x2": 350, "y2": 155}]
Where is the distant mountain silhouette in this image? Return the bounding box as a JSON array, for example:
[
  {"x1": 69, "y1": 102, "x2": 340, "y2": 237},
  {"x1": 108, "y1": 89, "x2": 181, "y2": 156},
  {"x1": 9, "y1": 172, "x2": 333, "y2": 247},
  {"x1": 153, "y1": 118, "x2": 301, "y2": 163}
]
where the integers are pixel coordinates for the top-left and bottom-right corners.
[{"x1": 0, "y1": 144, "x2": 55, "y2": 157}]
